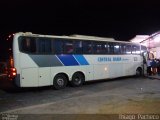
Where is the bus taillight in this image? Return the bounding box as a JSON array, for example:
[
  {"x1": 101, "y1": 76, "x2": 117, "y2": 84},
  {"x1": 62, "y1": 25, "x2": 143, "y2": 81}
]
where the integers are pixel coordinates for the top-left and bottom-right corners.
[
  {"x1": 12, "y1": 68, "x2": 16, "y2": 72},
  {"x1": 8, "y1": 68, "x2": 17, "y2": 80}
]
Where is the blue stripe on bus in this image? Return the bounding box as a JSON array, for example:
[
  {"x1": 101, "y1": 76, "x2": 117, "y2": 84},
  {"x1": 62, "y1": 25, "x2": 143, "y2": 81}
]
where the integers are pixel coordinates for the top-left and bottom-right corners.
[
  {"x1": 74, "y1": 55, "x2": 89, "y2": 65},
  {"x1": 57, "y1": 55, "x2": 79, "y2": 66}
]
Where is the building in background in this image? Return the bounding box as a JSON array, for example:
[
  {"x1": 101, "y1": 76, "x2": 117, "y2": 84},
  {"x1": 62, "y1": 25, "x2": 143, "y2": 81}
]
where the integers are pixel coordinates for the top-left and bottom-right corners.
[{"x1": 130, "y1": 31, "x2": 160, "y2": 59}]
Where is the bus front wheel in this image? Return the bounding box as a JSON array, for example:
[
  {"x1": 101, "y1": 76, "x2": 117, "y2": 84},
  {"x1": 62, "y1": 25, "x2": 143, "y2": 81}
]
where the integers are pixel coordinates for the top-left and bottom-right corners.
[
  {"x1": 70, "y1": 72, "x2": 84, "y2": 87},
  {"x1": 53, "y1": 74, "x2": 68, "y2": 90}
]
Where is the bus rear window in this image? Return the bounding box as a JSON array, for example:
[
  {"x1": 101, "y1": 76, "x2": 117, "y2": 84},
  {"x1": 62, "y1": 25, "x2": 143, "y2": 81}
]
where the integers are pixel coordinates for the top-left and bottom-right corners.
[{"x1": 19, "y1": 37, "x2": 36, "y2": 53}]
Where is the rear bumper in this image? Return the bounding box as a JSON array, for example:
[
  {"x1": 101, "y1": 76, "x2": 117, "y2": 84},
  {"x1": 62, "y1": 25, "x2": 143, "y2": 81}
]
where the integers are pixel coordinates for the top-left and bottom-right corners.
[{"x1": 12, "y1": 74, "x2": 20, "y2": 87}]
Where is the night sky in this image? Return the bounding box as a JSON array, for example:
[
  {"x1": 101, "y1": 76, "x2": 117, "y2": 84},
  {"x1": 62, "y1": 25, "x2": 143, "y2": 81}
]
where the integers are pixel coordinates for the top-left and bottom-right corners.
[{"x1": 0, "y1": 0, "x2": 160, "y2": 60}]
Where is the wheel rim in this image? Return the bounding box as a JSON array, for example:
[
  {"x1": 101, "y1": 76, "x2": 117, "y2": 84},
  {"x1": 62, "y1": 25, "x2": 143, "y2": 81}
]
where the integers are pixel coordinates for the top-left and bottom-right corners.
[
  {"x1": 136, "y1": 69, "x2": 141, "y2": 76},
  {"x1": 74, "y1": 77, "x2": 81, "y2": 85},
  {"x1": 57, "y1": 78, "x2": 64, "y2": 86},
  {"x1": 136, "y1": 70, "x2": 139, "y2": 75}
]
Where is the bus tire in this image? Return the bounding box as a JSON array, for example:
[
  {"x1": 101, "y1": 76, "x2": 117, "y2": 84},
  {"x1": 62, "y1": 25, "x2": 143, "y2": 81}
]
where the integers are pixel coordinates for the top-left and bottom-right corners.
[
  {"x1": 53, "y1": 74, "x2": 68, "y2": 90},
  {"x1": 136, "y1": 68, "x2": 142, "y2": 77},
  {"x1": 71, "y1": 72, "x2": 84, "y2": 87}
]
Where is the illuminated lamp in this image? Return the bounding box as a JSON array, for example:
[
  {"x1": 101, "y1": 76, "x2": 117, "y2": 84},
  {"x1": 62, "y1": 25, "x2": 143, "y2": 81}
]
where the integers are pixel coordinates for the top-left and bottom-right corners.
[{"x1": 153, "y1": 35, "x2": 160, "y2": 43}]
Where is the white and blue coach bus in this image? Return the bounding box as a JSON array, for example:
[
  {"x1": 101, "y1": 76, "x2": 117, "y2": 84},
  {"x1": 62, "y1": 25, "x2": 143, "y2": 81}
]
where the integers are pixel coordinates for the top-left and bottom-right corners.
[{"x1": 7, "y1": 32, "x2": 147, "y2": 89}]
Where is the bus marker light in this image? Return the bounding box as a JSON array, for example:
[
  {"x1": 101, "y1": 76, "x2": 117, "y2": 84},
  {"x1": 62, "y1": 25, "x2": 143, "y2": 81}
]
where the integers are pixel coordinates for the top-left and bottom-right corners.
[{"x1": 104, "y1": 67, "x2": 107, "y2": 71}]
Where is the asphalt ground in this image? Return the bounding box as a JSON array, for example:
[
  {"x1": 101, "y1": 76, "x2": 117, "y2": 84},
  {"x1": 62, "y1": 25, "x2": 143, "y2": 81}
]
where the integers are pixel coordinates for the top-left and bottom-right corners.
[{"x1": 0, "y1": 75, "x2": 160, "y2": 119}]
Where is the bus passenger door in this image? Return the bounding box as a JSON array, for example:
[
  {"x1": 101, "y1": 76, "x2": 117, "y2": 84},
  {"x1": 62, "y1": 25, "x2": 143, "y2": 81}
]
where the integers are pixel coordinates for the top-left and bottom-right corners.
[
  {"x1": 142, "y1": 51, "x2": 148, "y2": 75},
  {"x1": 38, "y1": 68, "x2": 51, "y2": 86}
]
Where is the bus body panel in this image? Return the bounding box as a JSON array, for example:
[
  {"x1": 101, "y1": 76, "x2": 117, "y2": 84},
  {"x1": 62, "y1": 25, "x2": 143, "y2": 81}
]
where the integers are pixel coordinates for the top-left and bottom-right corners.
[
  {"x1": 16, "y1": 54, "x2": 143, "y2": 87},
  {"x1": 39, "y1": 67, "x2": 51, "y2": 86},
  {"x1": 10, "y1": 32, "x2": 146, "y2": 88},
  {"x1": 93, "y1": 64, "x2": 109, "y2": 79},
  {"x1": 21, "y1": 68, "x2": 38, "y2": 87}
]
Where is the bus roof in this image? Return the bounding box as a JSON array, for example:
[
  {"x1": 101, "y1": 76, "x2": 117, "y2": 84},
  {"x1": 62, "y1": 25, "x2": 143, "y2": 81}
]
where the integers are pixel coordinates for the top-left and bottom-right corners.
[
  {"x1": 14, "y1": 32, "x2": 140, "y2": 45},
  {"x1": 69, "y1": 34, "x2": 115, "y2": 41}
]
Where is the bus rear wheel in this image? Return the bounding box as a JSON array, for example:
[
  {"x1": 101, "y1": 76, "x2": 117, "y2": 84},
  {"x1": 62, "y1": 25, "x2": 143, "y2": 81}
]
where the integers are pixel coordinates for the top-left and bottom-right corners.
[
  {"x1": 70, "y1": 72, "x2": 84, "y2": 87},
  {"x1": 53, "y1": 74, "x2": 68, "y2": 90}
]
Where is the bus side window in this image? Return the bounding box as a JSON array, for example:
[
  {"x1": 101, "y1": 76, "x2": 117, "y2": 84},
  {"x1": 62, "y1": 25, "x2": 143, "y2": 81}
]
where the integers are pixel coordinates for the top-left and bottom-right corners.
[
  {"x1": 64, "y1": 40, "x2": 74, "y2": 54},
  {"x1": 83, "y1": 41, "x2": 93, "y2": 54},
  {"x1": 93, "y1": 42, "x2": 104, "y2": 54},
  {"x1": 20, "y1": 37, "x2": 36, "y2": 53},
  {"x1": 136, "y1": 45, "x2": 140, "y2": 54},
  {"x1": 132, "y1": 45, "x2": 140, "y2": 54},
  {"x1": 126, "y1": 45, "x2": 131, "y2": 54},
  {"x1": 120, "y1": 44, "x2": 126, "y2": 54},
  {"x1": 104, "y1": 42, "x2": 110, "y2": 54},
  {"x1": 75, "y1": 41, "x2": 83, "y2": 54},
  {"x1": 108, "y1": 42, "x2": 114, "y2": 54},
  {"x1": 55, "y1": 39, "x2": 63, "y2": 54},
  {"x1": 38, "y1": 38, "x2": 51, "y2": 54},
  {"x1": 101, "y1": 42, "x2": 108, "y2": 54},
  {"x1": 114, "y1": 43, "x2": 120, "y2": 54}
]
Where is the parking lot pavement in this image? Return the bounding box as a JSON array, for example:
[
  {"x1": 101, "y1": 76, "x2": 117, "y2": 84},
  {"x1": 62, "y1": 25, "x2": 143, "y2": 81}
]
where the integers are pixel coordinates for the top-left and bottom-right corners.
[
  {"x1": 147, "y1": 74, "x2": 160, "y2": 80},
  {"x1": 0, "y1": 76, "x2": 160, "y2": 115}
]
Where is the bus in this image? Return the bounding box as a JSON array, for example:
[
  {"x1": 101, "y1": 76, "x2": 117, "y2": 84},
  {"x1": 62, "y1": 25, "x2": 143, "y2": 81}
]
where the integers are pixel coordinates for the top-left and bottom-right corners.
[{"x1": 7, "y1": 32, "x2": 147, "y2": 89}]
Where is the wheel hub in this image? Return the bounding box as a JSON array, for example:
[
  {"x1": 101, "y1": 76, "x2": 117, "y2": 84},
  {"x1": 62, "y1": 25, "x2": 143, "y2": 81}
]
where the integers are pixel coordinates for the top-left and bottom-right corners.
[
  {"x1": 75, "y1": 77, "x2": 81, "y2": 84},
  {"x1": 57, "y1": 78, "x2": 64, "y2": 86}
]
